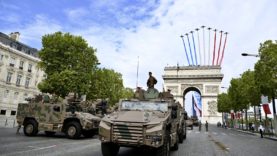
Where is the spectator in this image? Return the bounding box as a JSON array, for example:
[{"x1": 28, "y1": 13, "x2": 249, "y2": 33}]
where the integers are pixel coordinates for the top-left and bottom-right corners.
[{"x1": 258, "y1": 124, "x2": 264, "y2": 138}]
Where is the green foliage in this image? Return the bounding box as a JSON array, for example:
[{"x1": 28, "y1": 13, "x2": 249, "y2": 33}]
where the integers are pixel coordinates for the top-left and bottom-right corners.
[
  {"x1": 38, "y1": 32, "x2": 98, "y2": 98},
  {"x1": 217, "y1": 93, "x2": 231, "y2": 113},
  {"x1": 86, "y1": 68, "x2": 133, "y2": 106},
  {"x1": 228, "y1": 78, "x2": 248, "y2": 111},
  {"x1": 254, "y1": 40, "x2": 277, "y2": 100},
  {"x1": 240, "y1": 70, "x2": 261, "y2": 107}
]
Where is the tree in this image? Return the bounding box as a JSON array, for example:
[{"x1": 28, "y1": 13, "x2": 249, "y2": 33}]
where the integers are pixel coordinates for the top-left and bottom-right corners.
[
  {"x1": 87, "y1": 68, "x2": 133, "y2": 106},
  {"x1": 217, "y1": 93, "x2": 231, "y2": 113},
  {"x1": 254, "y1": 40, "x2": 277, "y2": 107},
  {"x1": 38, "y1": 32, "x2": 98, "y2": 98}
]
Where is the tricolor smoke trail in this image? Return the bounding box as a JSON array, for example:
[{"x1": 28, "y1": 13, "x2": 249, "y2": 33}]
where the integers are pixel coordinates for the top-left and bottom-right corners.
[
  {"x1": 219, "y1": 32, "x2": 228, "y2": 65},
  {"x1": 201, "y1": 26, "x2": 206, "y2": 65},
  {"x1": 180, "y1": 35, "x2": 191, "y2": 65},
  {"x1": 180, "y1": 26, "x2": 228, "y2": 67},
  {"x1": 186, "y1": 33, "x2": 195, "y2": 66},
  {"x1": 212, "y1": 29, "x2": 217, "y2": 66},
  {"x1": 216, "y1": 31, "x2": 223, "y2": 65},
  {"x1": 191, "y1": 31, "x2": 198, "y2": 65},
  {"x1": 196, "y1": 28, "x2": 202, "y2": 66}
]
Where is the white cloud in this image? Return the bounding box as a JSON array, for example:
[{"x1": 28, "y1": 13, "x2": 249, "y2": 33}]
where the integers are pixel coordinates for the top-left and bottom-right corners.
[{"x1": 2, "y1": 0, "x2": 277, "y2": 92}]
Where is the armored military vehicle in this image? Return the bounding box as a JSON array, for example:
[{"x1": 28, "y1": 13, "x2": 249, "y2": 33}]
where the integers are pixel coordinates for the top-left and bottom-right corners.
[
  {"x1": 98, "y1": 87, "x2": 186, "y2": 156},
  {"x1": 16, "y1": 95, "x2": 101, "y2": 139}
]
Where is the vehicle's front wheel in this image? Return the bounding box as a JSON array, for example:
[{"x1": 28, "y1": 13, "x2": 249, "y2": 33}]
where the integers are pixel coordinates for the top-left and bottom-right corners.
[
  {"x1": 155, "y1": 131, "x2": 170, "y2": 156},
  {"x1": 23, "y1": 119, "x2": 38, "y2": 136},
  {"x1": 101, "y1": 142, "x2": 120, "y2": 156},
  {"x1": 172, "y1": 133, "x2": 179, "y2": 151},
  {"x1": 65, "y1": 121, "x2": 82, "y2": 139}
]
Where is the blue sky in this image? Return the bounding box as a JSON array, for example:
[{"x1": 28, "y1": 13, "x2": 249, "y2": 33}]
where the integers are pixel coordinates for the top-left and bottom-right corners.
[{"x1": 1, "y1": 0, "x2": 277, "y2": 99}]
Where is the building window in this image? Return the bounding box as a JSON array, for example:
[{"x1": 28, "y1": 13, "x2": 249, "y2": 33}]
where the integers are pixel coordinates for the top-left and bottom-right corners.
[
  {"x1": 9, "y1": 57, "x2": 16, "y2": 67},
  {"x1": 28, "y1": 64, "x2": 32, "y2": 72},
  {"x1": 14, "y1": 92, "x2": 19, "y2": 99},
  {"x1": 19, "y1": 61, "x2": 24, "y2": 70},
  {"x1": 4, "y1": 90, "x2": 9, "y2": 98},
  {"x1": 25, "y1": 77, "x2": 30, "y2": 88},
  {"x1": 11, "y1": 111, "x2": 16, "y2": 116},
  {"x1": 0, "y1": 54, "x2": 4, "y2": 61},
  {"x1": 6, "y1": 72, "x2": 13, "y2": 84},
  {"x1": 0, "y1": 110, "x2": 6, "y2": 115},
  {"x1": 16, "y1": 75, "x2": 22, "y2": 86}
]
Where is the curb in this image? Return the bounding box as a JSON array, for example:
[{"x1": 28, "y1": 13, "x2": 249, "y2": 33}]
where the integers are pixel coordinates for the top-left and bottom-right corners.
[{"x1": 230, "y1": 128, "x2": 277, "y2": 141}]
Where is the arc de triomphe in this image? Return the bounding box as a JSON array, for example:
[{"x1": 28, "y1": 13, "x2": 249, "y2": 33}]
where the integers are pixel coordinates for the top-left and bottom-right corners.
[{"x1": 163, "y1": 66, "x2": 223, "y2": 124}]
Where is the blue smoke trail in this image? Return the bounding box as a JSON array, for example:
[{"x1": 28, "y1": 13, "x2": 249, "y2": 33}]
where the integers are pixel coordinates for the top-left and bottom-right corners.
[
  {"x1": 186, "y1": 34, "x2": 195, "y2": 66},
  {"x1": 180, "y1": 35, "x2": 191, "y2": 65},
  {"x1": 191, "y1": 31, "x2": 198, "y2": 65}
]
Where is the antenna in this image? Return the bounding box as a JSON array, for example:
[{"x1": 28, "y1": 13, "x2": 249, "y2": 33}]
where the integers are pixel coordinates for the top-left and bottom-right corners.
[{"x1": 136, "y1": 56, "x2": 139, "y2": 87}]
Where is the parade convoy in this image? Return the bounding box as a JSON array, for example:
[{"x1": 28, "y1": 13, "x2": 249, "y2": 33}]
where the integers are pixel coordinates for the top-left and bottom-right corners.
[{"x1": 16, "y1": 73, "x2": 187, "y2": 156}]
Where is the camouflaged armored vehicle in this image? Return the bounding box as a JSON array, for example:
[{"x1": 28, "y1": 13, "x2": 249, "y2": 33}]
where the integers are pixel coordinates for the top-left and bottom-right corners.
[
  {"x1": 16, "y1": 95, "x2": 101, "y2": 139},
  {"x1": 99, "y1": 87, "x2": 186, "y2": 156}
]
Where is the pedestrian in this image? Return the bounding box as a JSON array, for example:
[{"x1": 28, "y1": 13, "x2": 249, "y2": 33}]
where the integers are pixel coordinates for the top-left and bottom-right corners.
[
  {"x1": 258, "y1": 124, "x2": 264, "y2": 138},
  {"x1": 16, "y1": 125, "x2": 21, "y2": 134},
  {"x1": 199, "y1": 121, "x2": 202, "y2": 131},
  {"x1": 251, "y1": 123, "x2": 255, "y2": 132},
  {"x1": 205, "y1": 121, "x2": 208, "y2": 132}
]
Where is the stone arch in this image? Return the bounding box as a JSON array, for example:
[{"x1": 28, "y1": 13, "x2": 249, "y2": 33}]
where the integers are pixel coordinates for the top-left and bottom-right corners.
[{"x1": 163, "y1": 66, "x2": 223, "y2": 124}]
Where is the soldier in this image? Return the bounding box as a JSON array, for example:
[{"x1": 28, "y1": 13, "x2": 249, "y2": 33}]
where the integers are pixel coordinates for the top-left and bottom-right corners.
[
  {"x1": 147, "y1": 72, "x2": 157, "y2": 88},
  {"x1": 16, "y1": 125, "x2": 21, "y2": 134},
  {"x1": 205, "y1": 121, "x2": 208, "y2": 132},
  {"x1": 199, "y1": 121, "x2": 202, "y2": 131}
]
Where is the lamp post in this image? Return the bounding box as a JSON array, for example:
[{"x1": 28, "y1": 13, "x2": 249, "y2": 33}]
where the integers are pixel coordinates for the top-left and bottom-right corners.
[{"x1": 241, "y1": 53, "x2": 259, "y2": 57}]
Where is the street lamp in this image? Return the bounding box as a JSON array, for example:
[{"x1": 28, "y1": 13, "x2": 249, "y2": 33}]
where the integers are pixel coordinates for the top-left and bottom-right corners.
[{"x1": 241, "y1": 53, "x2": 259, "y2": 57}]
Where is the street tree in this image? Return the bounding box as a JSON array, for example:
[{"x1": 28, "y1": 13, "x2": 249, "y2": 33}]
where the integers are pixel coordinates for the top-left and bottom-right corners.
[
  {"x1": 38, "y1": 32, "x2": 98, "y2": 98},
  {"x1": 217, "y1": 93, "x2": 231, "y2": 113},
  {"x1": 254, "y1": 40, "x2": 277, "y2": 108},
  {"x1": 87, "y1": 68, "x2": 133, "y2": 106}
]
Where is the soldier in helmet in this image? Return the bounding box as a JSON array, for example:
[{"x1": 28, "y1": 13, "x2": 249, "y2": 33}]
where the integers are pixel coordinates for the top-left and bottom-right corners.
[{"x1": 147, "y1": 72, "x2": 157, "y2": 88}]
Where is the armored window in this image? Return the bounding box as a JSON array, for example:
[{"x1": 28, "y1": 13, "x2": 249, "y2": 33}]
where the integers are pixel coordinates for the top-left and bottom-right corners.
[
  {"x1": 25, "y1": 77, "x2": 30, "y2": 88},
  {"x1": 9, "y1": 57, "x2": 15, "y2": 67},
  {"x1": 16, "y1": 75, "x2": 22, "y2": 86},
  {"x1": 28, "y1": 64, "x2": 32, "y2": 72},
  {"x1": 19, "y1": 61, "x2": 24, "y2": 70},
  {"x1": 6, "y1": 72, "x2": 13, "y2": 84},
  {"x1": 11, "y1": 111, "x2": 16, "y2": 115},
  {"x1": 0, "y1": 110, "x2": 6, "y2": 115}
]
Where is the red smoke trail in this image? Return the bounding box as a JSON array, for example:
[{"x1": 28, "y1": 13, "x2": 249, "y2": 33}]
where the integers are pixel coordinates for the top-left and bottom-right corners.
[
  {"x1": 216, "y1": 31, "x2": 223, "y2": 65},
  {"x1": 212, "y1": 29, "x2": 217, "y2": 66},
  {"x1": 219, "y1": 32, "x2": 228, "y2": 66}
]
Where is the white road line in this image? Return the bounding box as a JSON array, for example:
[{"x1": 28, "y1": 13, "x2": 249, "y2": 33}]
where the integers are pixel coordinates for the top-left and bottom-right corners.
[
  {"x1": 221, "y1": 133, "x2": 226, "y2": 135},
  {"x1": 5, "y1": 145, "x2": 57, "y2": 156}
]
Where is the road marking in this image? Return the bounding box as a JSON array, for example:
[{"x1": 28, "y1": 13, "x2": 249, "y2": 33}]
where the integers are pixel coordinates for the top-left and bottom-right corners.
[
  {"x1": 221, "y1": 133, "x2": 226, "y2": 135},
  {"x1": 5, "y1": 145, "x2": 57, "y2": 155}
]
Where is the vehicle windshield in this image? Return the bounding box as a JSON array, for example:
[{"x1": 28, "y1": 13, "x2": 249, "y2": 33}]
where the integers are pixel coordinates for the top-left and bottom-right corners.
[{"x1": 121, "y1": 101, "x2": 168, "y2": 112}]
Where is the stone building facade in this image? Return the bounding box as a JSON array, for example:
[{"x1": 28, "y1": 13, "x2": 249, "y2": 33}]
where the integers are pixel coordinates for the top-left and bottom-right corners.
[{"x1": 0, "y1": 32, "x2": 44, "y2": 119}]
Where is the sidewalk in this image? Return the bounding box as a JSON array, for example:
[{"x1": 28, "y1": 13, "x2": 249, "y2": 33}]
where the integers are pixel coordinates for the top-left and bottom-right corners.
[{"x1": 230, "y1": 127, "x2": 277, "y2": 141}]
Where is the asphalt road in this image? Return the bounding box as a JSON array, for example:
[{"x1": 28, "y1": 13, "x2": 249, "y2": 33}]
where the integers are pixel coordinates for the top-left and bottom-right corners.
[{"x1": 0, "y1": 125, "x2": 277, "y2": 156}]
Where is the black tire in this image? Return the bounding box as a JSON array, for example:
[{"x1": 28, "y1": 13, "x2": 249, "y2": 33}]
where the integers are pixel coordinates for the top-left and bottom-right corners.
[
  {"x1": 23, "y1": 119, "x2": 38, "y2": 136},
  {"x1": 65, "y1": 121, "x2": 82, "y2": 139},
  {"x1": 82, "y1": 129, "x2": 94, "y2": 138},
  {"x1": 172, "y1": 133, "x2": 179, "y2": 151},
  {"x1": 179, "y1": 128, "x2": 184, "y2": 143},
  {"x1": 155, "y1": 131, "x2": 170, "y2": 156},
  {"x1": 101, "y1": 142, "x2": 120, "y2": 156},
  {"x1": 45, "y1": 131, "x2": 56, "y2": 136}
]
